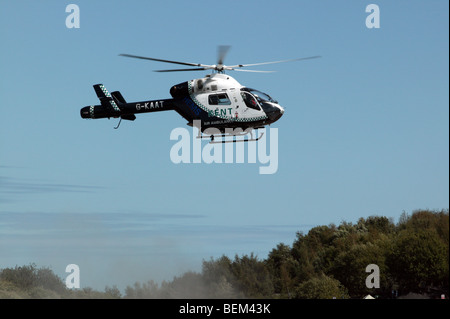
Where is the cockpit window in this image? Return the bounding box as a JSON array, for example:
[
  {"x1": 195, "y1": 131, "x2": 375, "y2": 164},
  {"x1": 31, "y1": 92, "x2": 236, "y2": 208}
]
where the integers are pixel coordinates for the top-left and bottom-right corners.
[
  {"x1": 241, "y1": 88, "x2": 276, "y2": 103},
  {"x1": 241, "y1": 92, "x2": 261, "y2": 111}
]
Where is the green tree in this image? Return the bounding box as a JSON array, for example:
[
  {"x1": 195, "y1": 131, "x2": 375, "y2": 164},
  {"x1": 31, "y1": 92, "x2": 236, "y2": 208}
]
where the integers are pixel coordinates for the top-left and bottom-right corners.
[
  {"x1": 202, "y1": 255, "x2": 233, "y2": 284},
  {"x1": 202, "y1": 254, "x2": 274, "y2": 298},
  {"x1": 267, "y1": 243, "x2": 299, "y2": 297},
  {"x1": 291, "y1": 231, "x2": 320, "y2": 282},
  {"x1": 295, "y1": 274, "x2": 349, "y2": 299},
  {"x1": 35, "y1": 267, "x2": 67, "y2": 295},
  {"x1": 124, "y1": 280, "x2": 159, "y2": 298},
  {"x1": 160, "y1": 272, "x2": 208, "y2": 298},
  {"x1": 387, "y1": 229, "x2": 448, "y2": 292},
  {"x1": 358, "y1": 216, "x2": 395, "y2": 239},
  {"x1": 230, "y1": 253, "x2": 274, "y2": 298},
  {"x1": 329, "y1": 238, "x2": 391, "y2": 297},
  {"x1": 0, "y1": 264, "x2": 37, "y2": 289},
  {"x1": 104, "y1": 285, "x2": 122, "y2": 299},
  {"x1": 202, "y1": 255, "x2": 241, "y2": 298}
]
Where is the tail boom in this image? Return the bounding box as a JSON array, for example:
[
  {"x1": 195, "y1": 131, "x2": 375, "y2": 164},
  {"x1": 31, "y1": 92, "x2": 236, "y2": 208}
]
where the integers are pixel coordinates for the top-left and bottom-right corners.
[
  {"x1": 80, "y1": 99, "x2": 174, "y2": 120},
  {"x1": 80, "y1": 84, "x2": 174, "y2": 120}
]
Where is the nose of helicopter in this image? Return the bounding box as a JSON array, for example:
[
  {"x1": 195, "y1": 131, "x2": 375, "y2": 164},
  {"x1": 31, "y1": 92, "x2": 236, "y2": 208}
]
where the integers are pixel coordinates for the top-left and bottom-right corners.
[
  {"x1": 263, "y1": 103, "x2": 284, "y2": 122},
  {"x1": 271, "y1": 104, "x2": 284, "y2": 122}
]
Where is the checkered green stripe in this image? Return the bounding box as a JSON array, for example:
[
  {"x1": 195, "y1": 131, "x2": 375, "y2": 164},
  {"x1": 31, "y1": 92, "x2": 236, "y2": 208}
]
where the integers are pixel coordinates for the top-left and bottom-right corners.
[{"x1": 100, "y1": 84, "x2": 120, "y2": 112}]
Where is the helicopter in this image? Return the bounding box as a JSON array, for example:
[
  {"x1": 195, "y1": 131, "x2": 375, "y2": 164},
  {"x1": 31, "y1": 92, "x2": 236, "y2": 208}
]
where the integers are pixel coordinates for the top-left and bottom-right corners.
[{"x1": 80, "y1": 46, "x2": 320, "y2": 143}]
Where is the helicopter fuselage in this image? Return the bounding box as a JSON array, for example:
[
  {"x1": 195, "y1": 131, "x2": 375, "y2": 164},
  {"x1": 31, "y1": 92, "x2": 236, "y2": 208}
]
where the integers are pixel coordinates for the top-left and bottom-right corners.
[{"x1": 80, "y1": 73, "x2": 284, "y2": 132}]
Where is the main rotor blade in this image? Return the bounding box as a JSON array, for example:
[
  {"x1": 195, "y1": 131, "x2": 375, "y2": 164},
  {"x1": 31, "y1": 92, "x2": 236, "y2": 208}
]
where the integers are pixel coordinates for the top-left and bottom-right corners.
[
  {"x1": 217, "y1": 45, "x2": 231, "y2": 66},
  {"x1": 229, "y1": 55, "x2": 322, "y2": 68},
  {"x1": 119, "y1": 54, "x2": 204, "y2": 67},
  {"x1": 154, "y1": 68, "x2": 209, "y2": 72},
  {"x1": 232, "y1": 69, "x2": 276, "y2": 73}
]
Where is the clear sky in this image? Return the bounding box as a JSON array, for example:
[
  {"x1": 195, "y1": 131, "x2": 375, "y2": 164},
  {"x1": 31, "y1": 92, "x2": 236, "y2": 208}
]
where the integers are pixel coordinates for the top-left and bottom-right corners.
[{"x1": 1, "y1": 0, "x2": 448, "y2": 291}]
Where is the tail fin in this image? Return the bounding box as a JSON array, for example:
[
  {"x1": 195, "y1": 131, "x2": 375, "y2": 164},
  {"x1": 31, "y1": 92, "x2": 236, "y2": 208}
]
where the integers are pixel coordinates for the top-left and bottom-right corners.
[
  {"x1": 111, "y1": 91, "x2": 135, "y2": 121},
  {"x1": 93, "y1": 84, "x2": 121, "y2": 113}
]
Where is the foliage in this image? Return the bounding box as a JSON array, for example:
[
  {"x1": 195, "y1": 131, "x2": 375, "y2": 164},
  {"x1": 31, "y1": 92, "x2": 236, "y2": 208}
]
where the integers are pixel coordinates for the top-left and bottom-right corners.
[
  {"x1": 1, "y1": 209, "x2": 448, "y2": 299},
  {"x1": 387, "y1": 229, "x2": 448, "y2": 292},
  {"x1": 295, "y1": 274, "x2": 349, "y2": 299},
  {"x1": 0, "y1": 264, "x2": 68, "y2": 298}
]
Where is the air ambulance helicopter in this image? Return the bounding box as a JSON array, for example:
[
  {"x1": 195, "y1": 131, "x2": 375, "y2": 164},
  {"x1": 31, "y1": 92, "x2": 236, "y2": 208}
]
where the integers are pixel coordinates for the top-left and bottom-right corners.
[{"x1": 80, "y1": 46, "x2": 320, "y2": 143}]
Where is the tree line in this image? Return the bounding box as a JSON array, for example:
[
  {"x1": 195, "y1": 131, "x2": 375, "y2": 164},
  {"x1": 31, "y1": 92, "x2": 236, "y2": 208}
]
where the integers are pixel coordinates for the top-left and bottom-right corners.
[{"x1": 0, "y1": 209, "x2": 448, "y2": 299}]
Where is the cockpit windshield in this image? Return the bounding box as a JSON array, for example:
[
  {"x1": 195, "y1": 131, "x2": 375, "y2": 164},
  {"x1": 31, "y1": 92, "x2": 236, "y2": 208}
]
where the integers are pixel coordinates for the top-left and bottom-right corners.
[{"x1": 241, "y1": 88, "x2": 277, "y2": 103}]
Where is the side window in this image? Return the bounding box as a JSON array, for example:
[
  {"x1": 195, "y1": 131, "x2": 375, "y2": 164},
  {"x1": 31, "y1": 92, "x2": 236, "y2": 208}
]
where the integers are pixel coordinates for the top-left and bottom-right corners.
[
  {"x1": 209, "y1": 93, "x2": 231, "y2": 105},
  {"x1": 241, "y1": 92, "x2": 261, "y2": 110},
  {"x1": 208, "y1": 94, "x2": 219, "y2": 105}
]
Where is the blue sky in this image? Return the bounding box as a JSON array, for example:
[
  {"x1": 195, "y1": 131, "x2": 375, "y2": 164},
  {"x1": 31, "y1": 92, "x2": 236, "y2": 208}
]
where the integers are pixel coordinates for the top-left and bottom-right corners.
[{"x1": 1, "y1": 1, "x2": 448, "y2": 291}]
